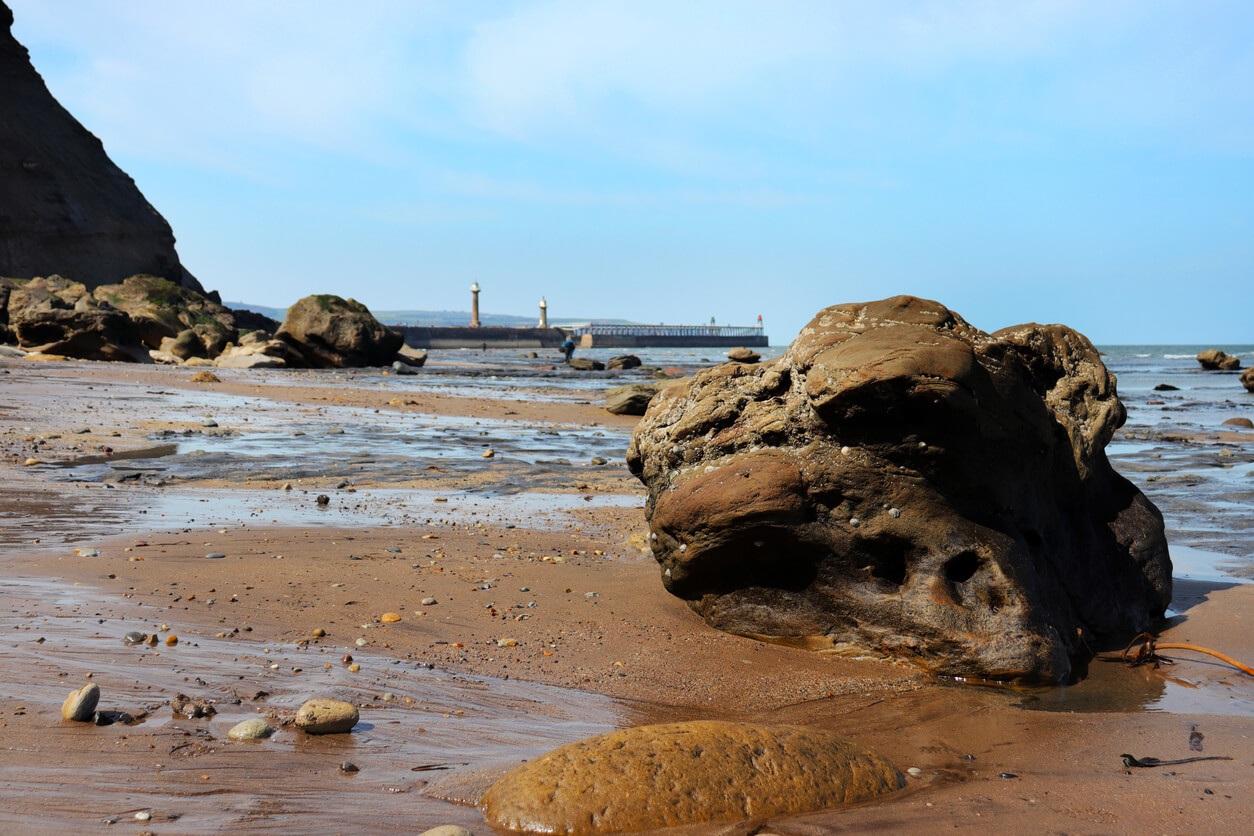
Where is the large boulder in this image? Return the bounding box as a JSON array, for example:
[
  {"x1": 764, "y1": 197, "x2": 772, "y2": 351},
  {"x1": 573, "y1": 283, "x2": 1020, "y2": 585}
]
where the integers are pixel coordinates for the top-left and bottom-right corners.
[
  {"x1": 727, "y1": 346, "x2": 761, "y2": 363},
  {"x1": 0, "y1": 2, "x2": 201, "y2": 292},
  {"x1": 607, "y1": 354, "x2": 641, "y2": 370},
  {"x1": 92, "y1": 274, "x2": 236, "y2": 355},
  {"x1": 1197, "y1": 349, "x2": 1241, "y2": 371},
  {"x1": 276, "y1": 295, "x2": 402, "y2": 368},
  {"x1": 481, "y1": 721, "x2": 903, "y2": 834},
  {"x1": 1242, "y1": 366, "x2": 1254, "y2": 393},
  {"x1": 627, "y1": 296, "x2": 1172, "y2": 683},
  {"x1": 605, "y1": 382, "x2": 664, "y2": 416},
  {"x1": 3, "y1": 275, "x2": 147, "y2": 361}
]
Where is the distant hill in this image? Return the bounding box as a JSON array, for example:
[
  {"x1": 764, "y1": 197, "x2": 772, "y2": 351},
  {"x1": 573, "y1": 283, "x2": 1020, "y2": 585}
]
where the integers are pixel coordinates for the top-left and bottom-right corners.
[{"x1": 224, "y1": 302, "x2": 636, "y2": 329}]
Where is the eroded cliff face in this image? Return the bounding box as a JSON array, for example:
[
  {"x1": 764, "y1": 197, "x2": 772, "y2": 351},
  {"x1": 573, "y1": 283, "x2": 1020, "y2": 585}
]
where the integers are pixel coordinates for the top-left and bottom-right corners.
[
  {"x1": 628, "y1": 296, "x2": 1172, "y2": 684},
  {"x1": 0, "y1": 2, "x2": 202, "y2": 292}
]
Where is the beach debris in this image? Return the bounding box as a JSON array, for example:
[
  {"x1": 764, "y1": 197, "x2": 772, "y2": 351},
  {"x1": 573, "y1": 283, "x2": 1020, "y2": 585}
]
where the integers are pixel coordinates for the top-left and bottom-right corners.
[
  {"x1": 628, "y1": 296, "x2": 1172, "y2": 683},
  {"x1": 171, "y1": 693, "x2": 216, "y2": 719},
  {"x1": 481, "y1": 721, "x2": 903, "y2": 834},
  {"x1": 295, "y1": 698, "x2": 359, "y2": 734},
  {"x1": 1120, "y1": 632, "x2": 1254, "y2": 676},
  {"x1": 61, "y1": 683, "x2": 100, "y2": 722},
  {"x1": 1121, "y1": 754, "x2": 1232, "y2": 768},
  {"x1": 228, "y1": 718, "x2": 274, "y2": 740}
]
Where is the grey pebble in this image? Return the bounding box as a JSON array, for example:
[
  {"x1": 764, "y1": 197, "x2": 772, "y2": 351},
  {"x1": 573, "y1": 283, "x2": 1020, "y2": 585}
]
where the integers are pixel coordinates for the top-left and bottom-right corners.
[
  {"x1": 202, "y1": 419, "x2": 218, "y2": 427},
  {"x1": 205, "y1": 552, "x2": 226, "y2": 559}
]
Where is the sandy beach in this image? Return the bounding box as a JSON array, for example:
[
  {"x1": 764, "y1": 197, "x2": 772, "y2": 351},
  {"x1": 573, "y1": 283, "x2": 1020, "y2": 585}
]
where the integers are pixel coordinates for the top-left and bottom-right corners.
[{"x1": 2, "y1": 356, "x2": 1253, "y2": 835}]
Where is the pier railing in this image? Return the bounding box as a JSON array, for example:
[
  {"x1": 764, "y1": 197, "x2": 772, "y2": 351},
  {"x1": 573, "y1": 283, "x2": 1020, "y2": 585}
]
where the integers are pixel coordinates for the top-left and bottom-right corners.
[{"x1": 568, "y1": 324, "x2": 765, "y2": 338}]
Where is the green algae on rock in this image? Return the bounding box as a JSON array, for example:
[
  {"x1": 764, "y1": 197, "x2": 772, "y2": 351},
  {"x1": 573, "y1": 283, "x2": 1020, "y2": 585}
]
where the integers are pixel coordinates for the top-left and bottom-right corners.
[{"x1": 481, "y1": 720, "x2": 904, "y2": 834}]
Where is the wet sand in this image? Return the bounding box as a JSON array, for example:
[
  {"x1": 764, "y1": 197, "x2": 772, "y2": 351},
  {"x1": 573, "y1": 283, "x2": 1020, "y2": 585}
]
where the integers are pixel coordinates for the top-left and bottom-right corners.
[{"x1": 3, "y1": 358, "x2": 1254, "y2": 834}]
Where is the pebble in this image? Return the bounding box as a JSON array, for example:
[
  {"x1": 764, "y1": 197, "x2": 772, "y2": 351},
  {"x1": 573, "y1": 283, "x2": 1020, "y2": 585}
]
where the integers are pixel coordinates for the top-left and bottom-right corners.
[
  {"x1": 380, "y1": 612, "x2": 402, "y2": 623},
  {"x1": 998, "y1": 772, "x2": 1018, "y2": 779},
  {"x1": 228, "y1": 718, "x2": 274, "y2": 740},
  {"x1": 205, "y1": 552, "x2": 226, "y2": 559},
  {"x1": 906, "y1": 767, "x2": 922, "y2": 776},
  {"x1": 316, "y1": 494, "x2": 330, "y2": 506},
  {"x1": 421, "y1": 597, "x2": 437, "y2": 606},
  {"x1": 590, "y1": 457, "x2": 608, "y2": 465},
  {"x1": 61, "y1": 683, "x2": 100, "y2": 722},
  {"x1": 482, "y1": 449, "x2": 495, "y2": 458},
  {"x1": 202, "y1": 419, "x2": 218, "y2": 427},
  {"x1": 888, "y1": 508, "x2": 901, "y2": 518},
  {"x1": 295, "y1": 699, "x2": 359, "y2": 734},
  {"x1": 312, "y1": 628, "x2": 326, "y2": 637},
  {"x1": 135, "y1": 811, "x2": 151, "y2": 821},
  {"x1": 355, "y1": 638, "x2": 369, "y2": 647},
  {"x1": 497, "y1": 638, "x2": 519, "y2": 647},
  {"x1": 123, "y1": 631, "x2": 147, "y2": 645},
  {"x1": 165, "y1": 635, "x2": 179, "y2": 646},
  {"x1": 382, "y1": 692, "x2": 395, "y2": 702},
  {"x1": 340, "y1": 761, "x2": 360, "y2": 773}
]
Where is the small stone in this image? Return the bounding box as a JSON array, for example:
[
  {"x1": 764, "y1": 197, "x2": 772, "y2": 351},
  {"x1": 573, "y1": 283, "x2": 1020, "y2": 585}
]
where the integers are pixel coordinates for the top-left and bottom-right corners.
[
  {"x1": 165, "y1": 635, "x2": 179, "y2": 646},
  {"x1": 497, "y1": 638, "x2": 519, "y2": 647},
  {"x1": 228, "y1": 718, "x2": 274, "y2": 740},
  {"x1": 135, "y1": 811, "x2": 151, "y2": 821},
  {"x1": 23, "y1": 457, "x2": 44, "y2": 466},
  {"x1": 62, "y1": 683, "x2": 100, "y2": 721},
  {"x1": 590, "y1": 457, "x2": 608, "y2": 465},
  {"x1": 888, "y1": 508, "x2": 901, "y2": 518},
  {"x1": 312, "y1": 628, "x2": 326, "y2": 637},
  {"x1": 421, "y1": 597, "x2": 437, "y2": 606},
  {"x1": 340, "y1": 761, "x2": 360, "y2": 773},
  {"x1": 202, "y1": 419, "x2": 218, "y2": 428},
  {"x1": 282, "y1": 482, "x2": 293, "y2": 491},
  {"x1": 998, "y1": 772, "x2": 1018, "y2": 779},
  {"x1": 123, "y1": 631, "x2": 147, "y2": 645},
  {"x1": 316, "y1": 494, "x2": 330, "y2": 506},
  {"x1": 355, "y1": 638, "x2": 369, "y2": 647},
  {"x1": 349, "y1": 663, "x2": 361, "y2": 672},
  {"x1": 380, "y1": 612, "x2": 402, "y2": 623},
  {"x1": 205, "y1": 552, "x2": 226, "y2": 559},
  {"x1": 906, "y1": 767, "x2": 922, "y2": 776},
  {"x1": 295, "y1": 699, "x2": 360, "y2": 734},
  {"x1": 382, "y1": 692, "x2": 395, "y2": 702}
]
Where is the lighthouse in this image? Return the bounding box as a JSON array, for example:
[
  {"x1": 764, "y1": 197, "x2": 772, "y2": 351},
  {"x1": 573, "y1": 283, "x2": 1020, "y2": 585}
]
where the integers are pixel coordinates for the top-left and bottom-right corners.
[
  {"x1": 538, "y1": 297, "x2": 548, "y2": 329},
  {"x1": 469, "y1": 282, "x2": 481, "y2": 327}
]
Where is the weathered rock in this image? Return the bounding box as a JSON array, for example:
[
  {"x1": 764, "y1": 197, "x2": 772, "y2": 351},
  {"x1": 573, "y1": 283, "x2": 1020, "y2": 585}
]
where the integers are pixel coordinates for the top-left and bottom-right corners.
[
  {"x1": 276, "y1": 295, "x2": 402, "y2": 368},
  {"x1": 726, "y1": 346, "x2": 761, "y2": 363},
  {"x1": 391, "y1": 360, "x2": 417, "y2": 375},
  {"x1": 61, "y1": 683, "x2": 99, "y2": 721},
  {"x1": 568, "y1": 357, "x2": 605, "y2": 371},
  {"x1": 4, "y1": 275, "x2": 148, "y2": 361},
  {"x1": 607, "y1": 354, "x2": 641, "y2": 370},
  {"x1": 231, "y1": 307, "x2": 281, "y2": 335},
  {"x1": 1197, "y1": 349, "x2": 1242, "y2": 371},
  {"x1": 1222, "y1": 417, "x2": 1253, "y2": 429},
  {"x1": 481, "y1": 721, "x2": 903, "y2": 834},
  {"x1": 190, "y1": 370, "x2": 221, "y2": 383},
  {"x1": 605, "y1": 382, "x2": 663, "y2": 416},
  {"x1": 294, "y1": 698, "x2": 358, "y2": 734},
  {"x1": 171, "y1": 693, "x2": 216, "y2": 719},
  {"x1": 0, "y1": 3, "x2": 201, "y2": 292},
  {"x1": 93, "y1": 275, "x2": 234, "y2": 353},
  {"x1": 1242, "y1": 367, "x2": 1254, "y2": 393},
  {"x1": 627, "y1": 296, "x2": 1172, "y2": 683},
  {"x1": 228, "y1": 718, "x2": 274, "y2": 741},
  {"x1": 213, "y1": 338, "x2": 294, "y2": 369},
  {"x1": 395, "y1": 344, "x2": 428, "y2": 367},
  {"x1": 163, "y1": 328, "x2": 206, "y2": 360}
]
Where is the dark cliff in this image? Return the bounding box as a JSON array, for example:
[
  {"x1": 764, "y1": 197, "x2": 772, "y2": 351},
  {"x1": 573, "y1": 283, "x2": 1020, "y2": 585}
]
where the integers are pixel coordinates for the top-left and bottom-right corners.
[{"x1": 0, "y1": 1, "x2": 203, "y2": 292}]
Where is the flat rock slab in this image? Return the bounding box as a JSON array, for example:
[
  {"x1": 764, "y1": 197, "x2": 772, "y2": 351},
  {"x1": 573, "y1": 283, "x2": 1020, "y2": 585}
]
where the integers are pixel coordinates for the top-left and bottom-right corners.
[{"x1": 481, "y1": 720, "x2": 904, "y2": 834}]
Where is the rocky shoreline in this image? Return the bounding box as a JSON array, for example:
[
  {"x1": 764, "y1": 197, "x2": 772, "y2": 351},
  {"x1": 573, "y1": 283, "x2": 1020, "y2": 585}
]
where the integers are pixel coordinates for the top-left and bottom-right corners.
[{"x1": 1, "y1": 356, "x2": 1253, "y2": 834}]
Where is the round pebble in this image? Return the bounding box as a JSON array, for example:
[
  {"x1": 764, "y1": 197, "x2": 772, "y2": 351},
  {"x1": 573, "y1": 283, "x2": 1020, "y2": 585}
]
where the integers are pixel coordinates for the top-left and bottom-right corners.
[
  {"x1": 316, "y1": 494, "x2": 330, "y2": 505},
  {"x1": 382, "y1": 692, "x2": 395, "y2": 702},
  {"x1": 123, "y1": 631, "x2": 146, "y2": 645},
  {"x1": 355, "y1": 638, "x2": 368, "y2": 647},
  {"x1": 135, "y1": 811, "x2": 151, "y2": 821},
  {"x1": 295, "y1": 698, "x2": 359, "y2": 734},
  {"x1": 421, "y1": 597, "x2": 437, "y2": 606},
  {"x1": 228, "y1": 718, "x2": 274, "y2": 740},
  {"x1": 312, "y1": 628, "x2": 326, "y2": 637},
  {"x1": 202, "y1": 419, "x2": 218, "y2": 427},
  {"x1": 906, "y1": 767, "x2": 922, "y2": 776},
  {"x1": 380, "y1": 612, "x2": 402, "y2": 623},
  {"x1": 165, "y1": 635, "x2": 179, "y2": 646}
]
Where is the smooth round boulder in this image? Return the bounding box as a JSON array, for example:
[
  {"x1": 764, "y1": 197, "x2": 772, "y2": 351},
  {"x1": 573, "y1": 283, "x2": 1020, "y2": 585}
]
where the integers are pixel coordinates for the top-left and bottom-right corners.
[
  {"x1": 607, "y1": 354, "x2": 641, "y2": 370},
  {"x1": 1222, "y1": 417, "x2": 1254, "y2": 429},
  {"x1": 1242, "y1": 367, "x2": 1254, "y2": 393},
  {"x1": 294, "y1": 698, "x2": 359, "y2": 734},
  {"x1": 61, "y1": 683, "x2": 100, "y2": 722},
  {"x1": 481, "y1": 721, "x2": 903, "y2": 834},
  {"x1": 228, "y1": 718, "x2": 274, "y2": 740}
]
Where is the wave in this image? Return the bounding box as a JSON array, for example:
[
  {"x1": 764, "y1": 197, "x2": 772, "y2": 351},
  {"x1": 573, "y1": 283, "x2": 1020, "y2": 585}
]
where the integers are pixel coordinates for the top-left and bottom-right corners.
[{"x1": 1163, "y1": 354, "x2": 1195, "y2": 359}]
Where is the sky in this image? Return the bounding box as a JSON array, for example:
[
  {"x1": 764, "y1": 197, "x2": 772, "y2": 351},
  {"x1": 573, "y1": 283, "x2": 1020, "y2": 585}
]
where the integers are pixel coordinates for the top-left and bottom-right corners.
[{"x1": 8, "y1": 0, "x2": 1253, "y2": 344}]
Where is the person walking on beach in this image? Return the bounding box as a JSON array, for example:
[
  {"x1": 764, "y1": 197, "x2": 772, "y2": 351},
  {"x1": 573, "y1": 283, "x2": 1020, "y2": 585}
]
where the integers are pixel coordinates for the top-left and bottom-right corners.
[{"x1": 561, "y1": 336, "x2": 575, "y2": 364}]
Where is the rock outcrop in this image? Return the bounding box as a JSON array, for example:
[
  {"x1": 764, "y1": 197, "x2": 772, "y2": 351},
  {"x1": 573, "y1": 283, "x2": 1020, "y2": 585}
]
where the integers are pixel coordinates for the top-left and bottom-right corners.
[
  {"x1": 605, "y1": 382, "x2": 665, "y2": 416},
  {"x1": 1242, "y1": 367, "x2": 1254, "y2": 393},
  {"x1": 0, "y1": 2, "x2": 201, "y2": 292},
  {"x1": 481, "y1": 721, "x2": 903, "y2": 834},
  {"x1": 95, "y1": 274, "x2": 235, "y2": 354},
  {"x1": 627, "y1": 296, "x2": 1172, "y2": 683},
  {"x1": 2, "y1": 275, "x2": 147, "y2": 361},
  {"x1": 1197, "y1": 349, "x2": 1242, "y2": 371},
  {"x1": 276, "y1": 295, "x2": 402, "y2": 368}
]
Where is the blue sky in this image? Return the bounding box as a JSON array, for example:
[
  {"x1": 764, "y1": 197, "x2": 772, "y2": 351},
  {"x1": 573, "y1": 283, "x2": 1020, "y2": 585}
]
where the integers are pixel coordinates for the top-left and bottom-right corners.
[{"x1": 9, "y1": 1, "x2": 1252, "y2": 344}]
